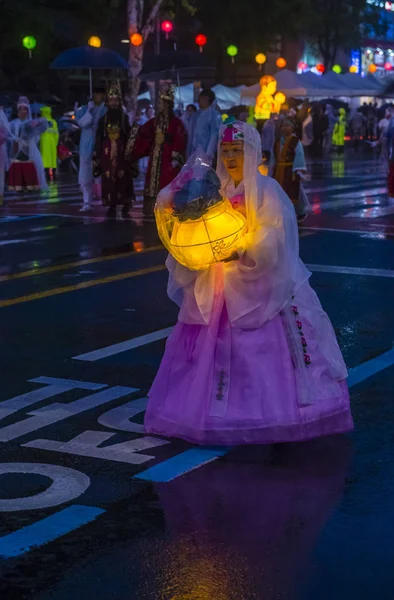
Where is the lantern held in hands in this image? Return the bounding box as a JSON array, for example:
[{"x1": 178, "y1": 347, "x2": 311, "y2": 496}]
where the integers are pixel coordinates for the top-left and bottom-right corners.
[{"x1": 155, "y1": 163, "x2": 247, "y2": 271}]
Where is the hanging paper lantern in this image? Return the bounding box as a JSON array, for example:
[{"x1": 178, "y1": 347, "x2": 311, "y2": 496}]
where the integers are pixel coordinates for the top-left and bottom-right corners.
[
  {"x1": 316, "y1": 63, "x2": 325, "y2": 73},
  {"x1": 161, "y1": 20, "x2": 173, "y2": 34},
  {"x1": 276, "y1": 57, "x2": 286, "y2": 68},
  {"x1": 369, "y1": 63, "x2": 377, "y2": 74},
  {"x1": 332, "y1": 64, "x2": 342, "y2": 74},
  {"x1": 227, "y1": 45, "x2": 238, "y2": 64},
  {"x1": 130, "y1": 33, "x2": 143, "y2": 47},
  {"x1": 88, "y1": 36, "x2": 101, "y2": 48},
  {"x1": 195, "y1": 34, "x2": 207, "y2": 53},
  {"x1": 349, "y1": 65, "x2": 358, "y2": 73},
  {"x1": 23, "y1": 36, "x2": 37, "y2": 51},
  {"x1": 227, "y1": 45, "x2": 238, "y2": 57},
  {"x1": 298, "y1": 61, "x2": 307, "y2": 71},
  {"x1": 385, "y1": 62, "x2": 392, "y2": 71},
  {"x1": 275, "y1": 92, "x2": 286, "y2": 105},
  {"x1": 255, "y1": 53, "x2": 267, "y2": 67},
  {"x1": 163, "y1": 200, "x2": 247, "y2": 271}
]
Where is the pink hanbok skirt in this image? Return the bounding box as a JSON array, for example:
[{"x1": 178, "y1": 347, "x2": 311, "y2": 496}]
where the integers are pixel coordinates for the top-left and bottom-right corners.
[{"x1": 145, "y1": 280, "x2": 353, "y2": 445}]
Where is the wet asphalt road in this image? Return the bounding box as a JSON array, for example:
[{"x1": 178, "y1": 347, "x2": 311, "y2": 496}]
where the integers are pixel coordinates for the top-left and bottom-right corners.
[{"x1": 0, "y1": 151, "x2": 394, "y2": 599}]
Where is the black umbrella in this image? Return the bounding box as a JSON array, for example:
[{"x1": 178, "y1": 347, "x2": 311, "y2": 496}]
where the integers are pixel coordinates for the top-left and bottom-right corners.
[{"x1": 51, "y1": 46, "x2": 128, "y2": 96}]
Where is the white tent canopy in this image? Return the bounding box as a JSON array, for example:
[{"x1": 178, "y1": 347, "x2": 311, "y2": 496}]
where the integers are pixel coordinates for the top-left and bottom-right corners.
[
  {"x1": 138, "y1": 83, "x2": 244, "y2": 109},
  {"x1": 241, "y1": 69, "x2": 339, "y2": 104},
  {"x1": 212, "y1": 84, "x2": 244, "y2": 109}
]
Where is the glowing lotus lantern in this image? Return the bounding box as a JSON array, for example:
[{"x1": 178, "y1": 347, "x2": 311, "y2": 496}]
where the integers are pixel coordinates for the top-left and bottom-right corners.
[
  {"x1": 255, "y1": 74, "x2": 283, "y2": 120},
  {"x1": 155, "y1": 167, "x2": 247, "y2": 271}
]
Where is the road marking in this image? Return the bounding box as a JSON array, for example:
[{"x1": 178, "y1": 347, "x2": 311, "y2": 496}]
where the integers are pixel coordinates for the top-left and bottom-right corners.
[
  {"x1": 25, "y1": 429, "x2": 169, "y2": 465},
  {"x1": 0, "y1": 385, "x2": 137, "y2": 442},
  {"x1": 307, "y1": 264, "x2": 394, "y2": 278},
  {"x1": 0, "y1": 463, "x2": 91, "y2": 511},
  {"x1": 134, "y1": 448, "x2": 230, "y2": 483},
  {"x1": 73, "y1": 327, "x2": 174, "y2": 362},
  {"x1": 0, "y1": 264, "x2": 166, "y2": 308},
  {"x1": 347, "y1": 347, "x2": 394, "y2": 388},
  {"x1": 0, "y1": 245, "x2": 163, "y2": 282},
  {"x1": 0, "y1": 377, "x2": 106, "y2": 422},
  {"x1": 345, "y1": 205, "x2": 394, "y2": 218},
  {"x1": 300, "y1": 226, "x2": 394, "y2": 236},
  {"x1": 0, "y1": 505, "x2": 105, "y2": 558}
]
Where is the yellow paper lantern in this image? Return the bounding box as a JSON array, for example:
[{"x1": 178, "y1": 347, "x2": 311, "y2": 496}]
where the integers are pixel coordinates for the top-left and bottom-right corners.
[
  {"x1": 88, "y1": 36, "x2": 101, "y2": 48},
  {"x1": 255, "y1": 53, "x2": 267, "y2": 65},
  {"x1": 349, "y1": 65, "x2": 358, "y2": 73},
  {"x1": 275, "y1": 92, "x2": 286, "y2": 105},
  {"x1": 276, "y1": 57, "x2": 286, "y2": 68},
  {"x1": 158, "y1": 200, "x2": 247, "y2": 271}
]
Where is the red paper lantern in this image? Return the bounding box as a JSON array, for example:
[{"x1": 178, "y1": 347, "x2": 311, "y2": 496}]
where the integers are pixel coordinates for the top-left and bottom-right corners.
[
  {"x1": 195, "y1": 33, "x2": 207, "y2": 53},
  {"x1": 161, "y1": 20, "x2": 173, "y2": 39},
  {"x1": 316, "y1": 63, "x2": 325, "y2": 73},
  {"x1": 298, "y1": 61, "x2": 307, "y2": 70},
  {"x1": 385, "y1": 62, "x2": 392, "y2": 71}
]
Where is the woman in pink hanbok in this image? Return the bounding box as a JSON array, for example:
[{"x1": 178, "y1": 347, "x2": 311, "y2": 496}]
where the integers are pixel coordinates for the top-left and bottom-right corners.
[{"x1": 145, "y1": 120, "x2": 353, "y2": 445}]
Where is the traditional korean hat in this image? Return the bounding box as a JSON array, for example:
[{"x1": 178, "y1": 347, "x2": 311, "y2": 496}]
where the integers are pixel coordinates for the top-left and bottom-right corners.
[
  {"x1": 220, "y1": 118, "x2": 245, "y2": 143},
  {"x1": 160, "y1": 83, "x2": 176, "y2": 103},
  {"x1": 108, "y1": 80, "x2": 122, "y2": 99}
]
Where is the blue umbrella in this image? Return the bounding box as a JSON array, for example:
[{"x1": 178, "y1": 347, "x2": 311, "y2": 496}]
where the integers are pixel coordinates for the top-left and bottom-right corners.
[{"x1": 50, "y1": 46, "x2": 128, "y2": 96}]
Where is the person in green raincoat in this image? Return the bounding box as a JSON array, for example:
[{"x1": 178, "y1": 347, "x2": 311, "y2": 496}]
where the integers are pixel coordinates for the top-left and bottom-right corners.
[
  {"x1": 332, "y1": 107, "x2": 346, "y2": 153},
  {"x1": 40, "y1": 106, "x2": 59, "y2": 181}
]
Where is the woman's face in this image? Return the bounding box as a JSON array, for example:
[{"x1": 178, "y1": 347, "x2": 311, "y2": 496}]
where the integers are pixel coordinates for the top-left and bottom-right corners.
[
  {"x1": 18, "y1": 106, "x2": 28, "y2": 120},
  {"x1": 221, "y1": 141, "x2": 244, "y2": 182}
]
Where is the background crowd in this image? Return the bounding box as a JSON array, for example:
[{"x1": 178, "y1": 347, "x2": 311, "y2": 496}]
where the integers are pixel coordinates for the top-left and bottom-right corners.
[{"x1": 1, "y1": 83, "x2": 394, "y2": 216}]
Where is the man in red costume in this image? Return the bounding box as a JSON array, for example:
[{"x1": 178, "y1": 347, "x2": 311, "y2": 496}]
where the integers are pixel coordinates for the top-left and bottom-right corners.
[{"x1": 133, "y1": 84, "x2": 186, "y2": 217}]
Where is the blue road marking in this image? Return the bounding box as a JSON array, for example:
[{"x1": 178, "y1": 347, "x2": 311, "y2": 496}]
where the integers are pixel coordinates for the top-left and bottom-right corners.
[
  {"x1": 0, "y1": 505, "x2": 105, "y2": 558},
  {"x1": 347, "y1": 347, "x2": 394, "y2": 388},
  {"x1": 135, "y1": 447, "x2": 230, "y2": 482},
  {"x1": 0, "y1": 215, "x2": 46, "y2": 223}
]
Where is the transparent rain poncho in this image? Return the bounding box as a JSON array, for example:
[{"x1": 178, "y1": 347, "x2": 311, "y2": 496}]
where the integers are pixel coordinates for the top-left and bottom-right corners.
[
  {"x1": 155, "y1": 151, "x2": 247, "y2": 271},
  {"x1": 157, "y1": 122, "x2": 310, "y2": 329}
]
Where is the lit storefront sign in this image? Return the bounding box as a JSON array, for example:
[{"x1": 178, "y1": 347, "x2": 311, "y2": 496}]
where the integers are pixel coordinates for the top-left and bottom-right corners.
[{"x1": 367, "y1": 0, "x2": 394, "y2": 11}]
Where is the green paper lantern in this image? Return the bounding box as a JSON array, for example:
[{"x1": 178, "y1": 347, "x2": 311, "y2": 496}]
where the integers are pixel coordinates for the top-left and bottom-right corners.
[
  {"x1": 23, "y1": 36, "x2": 37, "y2": 51},
  {"x1": 227, "y1": 45, "x2": 238, "y2": 58},
  {"x1": 332, "y1": 64, "x2": 342, "y2": 74}
]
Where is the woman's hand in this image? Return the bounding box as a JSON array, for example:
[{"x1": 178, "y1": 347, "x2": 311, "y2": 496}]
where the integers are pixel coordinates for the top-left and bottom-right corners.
[{"x1": 222, "y1": 251, "x2": 239, "y2": 263}]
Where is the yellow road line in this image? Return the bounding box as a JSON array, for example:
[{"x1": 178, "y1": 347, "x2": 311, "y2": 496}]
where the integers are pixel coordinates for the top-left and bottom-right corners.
[
  {"x1": 0, "y1": 245, "x2": 164, "y2": 283},
  {"x1": 0, "y1": 264, "x2": 166, "y2": 308}
]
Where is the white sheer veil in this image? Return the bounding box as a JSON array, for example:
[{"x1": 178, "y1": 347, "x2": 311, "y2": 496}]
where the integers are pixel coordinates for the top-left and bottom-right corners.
[{"x1": 217, "y1": 121, "x2": 261, "y2": 231}]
